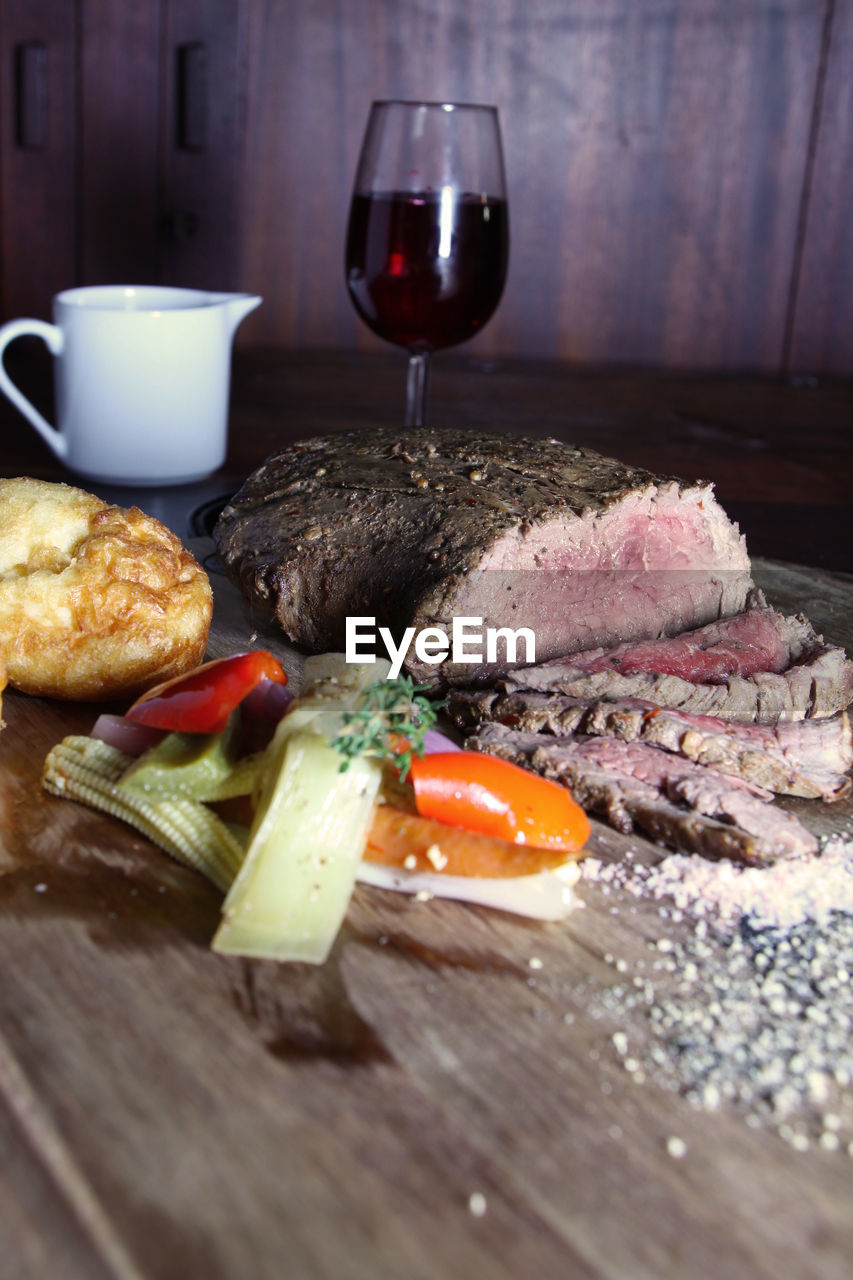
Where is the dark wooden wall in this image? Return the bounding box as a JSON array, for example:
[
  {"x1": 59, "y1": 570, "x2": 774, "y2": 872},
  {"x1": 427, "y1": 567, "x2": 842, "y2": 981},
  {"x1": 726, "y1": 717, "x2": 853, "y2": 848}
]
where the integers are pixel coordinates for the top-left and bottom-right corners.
[{"x1": 1, "y1": 0, "x2": 851, "y2": 377}]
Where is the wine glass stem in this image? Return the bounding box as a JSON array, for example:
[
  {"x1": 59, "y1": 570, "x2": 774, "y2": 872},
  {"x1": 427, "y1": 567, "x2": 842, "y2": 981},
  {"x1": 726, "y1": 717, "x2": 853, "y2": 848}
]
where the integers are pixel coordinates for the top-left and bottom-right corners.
[{"x1": 404, "y1": 352, "x2": 430, "y2": 427}]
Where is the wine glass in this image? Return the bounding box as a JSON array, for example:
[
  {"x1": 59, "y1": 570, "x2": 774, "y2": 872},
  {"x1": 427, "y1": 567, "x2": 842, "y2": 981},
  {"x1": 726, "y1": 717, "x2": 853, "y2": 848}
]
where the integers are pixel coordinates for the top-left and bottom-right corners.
[{"x1": 345, "y1": 100, "x2": 509, "y2": 426}]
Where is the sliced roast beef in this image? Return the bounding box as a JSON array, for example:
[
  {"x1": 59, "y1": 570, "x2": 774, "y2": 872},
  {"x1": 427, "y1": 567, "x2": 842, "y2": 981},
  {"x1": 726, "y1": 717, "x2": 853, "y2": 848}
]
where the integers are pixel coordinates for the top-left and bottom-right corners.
[
  {"x1": 543, "y1": 592, "x2": 815, "y2": 681},
  {"x1": 469, "y1": 724, "x2": 819, "y2": 864},
  {"x1": 449, "y1": 688, "x2": 852, "y2": 801},
  {"x1": 213, "y1": 429, "x2": 752, "y2": 684},
  {"x1": 503, "y1": 636, "x2": 853, "y2": 723}
]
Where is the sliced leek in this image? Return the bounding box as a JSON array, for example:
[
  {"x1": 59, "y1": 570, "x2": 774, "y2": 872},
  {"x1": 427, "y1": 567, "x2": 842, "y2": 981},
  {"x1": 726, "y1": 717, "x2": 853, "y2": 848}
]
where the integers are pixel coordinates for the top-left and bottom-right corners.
[
  {"x1": 212, "y1": 732, "x2": 382, "y2": 963},
  {"x1": 212, "y1": 657, "x2": 389, "y2": 963}
]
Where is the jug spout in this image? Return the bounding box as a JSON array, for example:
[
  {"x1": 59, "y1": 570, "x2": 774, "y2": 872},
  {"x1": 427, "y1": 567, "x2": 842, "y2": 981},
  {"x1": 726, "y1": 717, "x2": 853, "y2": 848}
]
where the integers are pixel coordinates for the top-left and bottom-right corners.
[{"x1": 212, "y1": 292, "x2": 263, "y2": 331}]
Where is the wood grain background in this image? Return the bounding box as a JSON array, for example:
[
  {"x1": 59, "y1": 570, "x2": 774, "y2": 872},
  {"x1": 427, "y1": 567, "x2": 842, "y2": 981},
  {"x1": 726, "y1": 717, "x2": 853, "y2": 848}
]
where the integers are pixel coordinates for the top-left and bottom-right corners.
[{"x1": 0, "y1": 0, "x2": 850, "y2": 377}]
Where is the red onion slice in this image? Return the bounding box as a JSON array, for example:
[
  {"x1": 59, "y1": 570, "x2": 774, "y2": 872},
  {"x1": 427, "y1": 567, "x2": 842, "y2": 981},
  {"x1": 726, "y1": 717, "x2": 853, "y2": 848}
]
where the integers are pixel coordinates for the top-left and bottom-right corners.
[
  {"x1": 240, "y1": 678, "x2": 294, "y2": 722},
  {"x1": 91, "y1": 715, "x2": 167, "y2": 757},
  {"x1": 423, "y1": 728, "x2": 462, "y2": 754}
]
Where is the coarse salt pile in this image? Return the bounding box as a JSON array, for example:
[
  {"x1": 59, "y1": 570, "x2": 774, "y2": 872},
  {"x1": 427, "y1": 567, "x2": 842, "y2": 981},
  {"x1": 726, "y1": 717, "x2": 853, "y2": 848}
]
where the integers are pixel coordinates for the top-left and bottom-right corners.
[
  {"x1": 641, "y1": 836, "x2": 853, "y2": 931},
  {"x1": 581, "y1": 835, "x2": 853, "y2": 1154},
  {"x1": 581, "y1": 835, "x2": 853, "y2": 932}
]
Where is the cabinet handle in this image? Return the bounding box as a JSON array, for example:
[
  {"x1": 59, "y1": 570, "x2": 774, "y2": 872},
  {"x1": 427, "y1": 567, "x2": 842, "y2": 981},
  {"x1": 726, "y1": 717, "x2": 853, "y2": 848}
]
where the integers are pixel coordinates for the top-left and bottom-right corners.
[
  {"x1": 176, "y1": 42, "x2": 207, "y2": 151},
  {"x1": 15, "y1": 42, "x2": 47, "y2": 150}
]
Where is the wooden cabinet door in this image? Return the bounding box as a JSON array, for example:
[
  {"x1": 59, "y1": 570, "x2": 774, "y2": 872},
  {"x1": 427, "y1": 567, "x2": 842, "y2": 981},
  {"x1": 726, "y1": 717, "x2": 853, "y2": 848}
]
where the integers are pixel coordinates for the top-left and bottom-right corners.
[
  {"x1": 79, "y1": 0, "x2": 247, "y2": 290},
  {"x1": 0, "y1": 0, "x2": 247, "y2": 320},
  {"x1": 77, "y1": 0, "x2": 162, "y2": 285},
  {"x1": 158, "y1": 0, "x2": 248, "y2": 290},
  {"x1": 0, "y1": 0, "x2": 76, "y2": 320}
]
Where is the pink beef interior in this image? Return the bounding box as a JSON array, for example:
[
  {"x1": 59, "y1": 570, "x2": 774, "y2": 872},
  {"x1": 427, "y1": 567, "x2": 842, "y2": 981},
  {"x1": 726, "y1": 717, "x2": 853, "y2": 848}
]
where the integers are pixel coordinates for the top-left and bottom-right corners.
[
  {"x1": 547, "y1": 605, "x2": 814, "y2": 682},
  {"x1": 416, "y1": 481, "x2": 752, "y2": 681},
  {"x1": 476, "y1": 482, "x2": 745, "y2": 572}
]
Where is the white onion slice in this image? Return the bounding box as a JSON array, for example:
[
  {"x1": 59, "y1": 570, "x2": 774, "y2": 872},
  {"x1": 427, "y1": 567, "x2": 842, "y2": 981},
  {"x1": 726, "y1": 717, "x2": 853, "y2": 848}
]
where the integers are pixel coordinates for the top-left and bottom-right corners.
[{"x1": 357, "y1": 859, "x2": 581, "y2": 921}]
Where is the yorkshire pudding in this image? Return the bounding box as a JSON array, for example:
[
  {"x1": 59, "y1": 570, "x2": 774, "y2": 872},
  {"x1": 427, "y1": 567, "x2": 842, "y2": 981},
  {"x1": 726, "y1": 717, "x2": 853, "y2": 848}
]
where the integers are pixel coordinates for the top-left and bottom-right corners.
[{"x1": 0, "y1": 478, "x2": 212, "y2": 700}]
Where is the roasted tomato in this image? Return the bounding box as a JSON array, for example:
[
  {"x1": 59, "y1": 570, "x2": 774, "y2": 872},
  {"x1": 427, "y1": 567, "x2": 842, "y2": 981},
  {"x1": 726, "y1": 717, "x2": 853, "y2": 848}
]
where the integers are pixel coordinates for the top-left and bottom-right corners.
[
  {"x1": 126, "y1": 651, "x2": 288, "y2": 735},
  {"x1": 409, "y1": 752, "x2": 590, "y2": 853}
]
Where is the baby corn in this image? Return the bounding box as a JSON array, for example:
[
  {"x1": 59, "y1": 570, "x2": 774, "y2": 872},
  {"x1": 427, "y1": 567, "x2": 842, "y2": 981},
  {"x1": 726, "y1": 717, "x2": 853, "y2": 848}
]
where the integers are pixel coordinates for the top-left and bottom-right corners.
[{"x1": 42, "y1": 736, "x2": 245, "y2": 892}]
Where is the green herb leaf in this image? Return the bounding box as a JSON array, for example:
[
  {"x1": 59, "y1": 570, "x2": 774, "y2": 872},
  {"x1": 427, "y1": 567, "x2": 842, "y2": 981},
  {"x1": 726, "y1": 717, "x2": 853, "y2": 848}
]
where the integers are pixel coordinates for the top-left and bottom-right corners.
[{"x1": 332, "y1": 677, "x2": 440, "y2": 779}]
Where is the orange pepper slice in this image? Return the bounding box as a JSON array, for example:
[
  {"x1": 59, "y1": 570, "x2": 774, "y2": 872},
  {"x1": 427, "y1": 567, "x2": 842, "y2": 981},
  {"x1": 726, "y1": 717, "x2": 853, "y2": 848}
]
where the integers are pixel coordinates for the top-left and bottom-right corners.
[{"x1": 409, "y1": 751, "x2": 589, "y2": 853}]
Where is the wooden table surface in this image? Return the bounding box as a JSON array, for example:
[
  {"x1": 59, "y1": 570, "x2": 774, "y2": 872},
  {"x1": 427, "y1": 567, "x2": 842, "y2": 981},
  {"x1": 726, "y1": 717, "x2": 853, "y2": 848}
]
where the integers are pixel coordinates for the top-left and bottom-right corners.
[
  {"x1": 2, "y1": 345, "x2": 851, "y2": 568},
  {"x1": 0, "y1": 349, "x2": 851, "y2": 1279}
]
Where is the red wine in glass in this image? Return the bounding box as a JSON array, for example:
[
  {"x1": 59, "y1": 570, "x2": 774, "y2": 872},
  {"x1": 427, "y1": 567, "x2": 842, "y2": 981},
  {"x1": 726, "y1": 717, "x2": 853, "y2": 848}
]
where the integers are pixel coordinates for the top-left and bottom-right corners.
[
  {"x1": 345, "y1": 102, "x2": 509, "y2": 425},
  {"x1": 346, "y1": 189, "x2": 508, "y2": 351}
]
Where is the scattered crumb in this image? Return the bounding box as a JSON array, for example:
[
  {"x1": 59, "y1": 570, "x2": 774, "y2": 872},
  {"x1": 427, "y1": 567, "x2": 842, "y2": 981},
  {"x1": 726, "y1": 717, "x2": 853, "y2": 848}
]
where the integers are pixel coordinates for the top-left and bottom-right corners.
[
  {"x1": 666, "y1": 1136, "x2": 687, "y2": 1159},
  {"x1": 426, "y1": 844, "x2": 448, "y2": 871},
  {"x1": 468, "y1": 1192, "x2": 487, "y2": 1217}
]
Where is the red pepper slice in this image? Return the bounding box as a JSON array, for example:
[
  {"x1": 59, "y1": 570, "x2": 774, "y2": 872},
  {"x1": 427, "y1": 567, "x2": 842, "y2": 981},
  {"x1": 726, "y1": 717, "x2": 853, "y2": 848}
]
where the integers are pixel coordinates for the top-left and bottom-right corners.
[
  {"x1": 126, "y1": 651, "x2": 288, "y2": 735},
  {"x1": 409, "y1": 752, "x2": 590, "y2": 854}
]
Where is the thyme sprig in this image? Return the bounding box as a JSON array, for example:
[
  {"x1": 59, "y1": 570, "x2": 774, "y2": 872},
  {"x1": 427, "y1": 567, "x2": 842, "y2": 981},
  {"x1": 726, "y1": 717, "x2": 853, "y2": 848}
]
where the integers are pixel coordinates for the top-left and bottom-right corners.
[{"x1": 332, "y1": 677, "x2": 441, "y2": 779}]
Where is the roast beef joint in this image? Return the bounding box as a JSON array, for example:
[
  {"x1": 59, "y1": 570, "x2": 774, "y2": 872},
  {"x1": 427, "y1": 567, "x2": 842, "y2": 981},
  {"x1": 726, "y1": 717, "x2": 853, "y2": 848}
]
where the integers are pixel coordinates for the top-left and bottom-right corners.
[
  {"x1": 214, "y1": 428, "x2": 852, "y2": 863},
  {"x1": 214, "y1": 428, "x2": 753, "y2": 684}
]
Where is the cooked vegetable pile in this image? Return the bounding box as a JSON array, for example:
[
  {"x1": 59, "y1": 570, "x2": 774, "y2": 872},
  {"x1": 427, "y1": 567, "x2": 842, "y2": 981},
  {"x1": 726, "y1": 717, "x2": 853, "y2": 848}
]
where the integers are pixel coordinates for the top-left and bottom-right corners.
[{"x1": 43, "y1": 651, "x2": 590, "y2": 963}]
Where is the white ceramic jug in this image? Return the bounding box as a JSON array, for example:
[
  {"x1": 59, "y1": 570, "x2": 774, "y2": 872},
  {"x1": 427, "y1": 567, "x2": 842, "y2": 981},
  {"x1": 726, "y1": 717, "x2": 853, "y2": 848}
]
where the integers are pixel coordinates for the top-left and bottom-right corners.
[{"x1": 0, "y1": 284, "x2": 262, "y2": 485}]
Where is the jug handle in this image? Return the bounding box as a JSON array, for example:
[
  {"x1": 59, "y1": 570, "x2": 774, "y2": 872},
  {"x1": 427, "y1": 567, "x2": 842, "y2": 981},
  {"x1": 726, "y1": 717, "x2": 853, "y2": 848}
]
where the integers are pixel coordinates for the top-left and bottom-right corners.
[{"x1": 0, "y1": 319, "x2": 67, "y2": 460}]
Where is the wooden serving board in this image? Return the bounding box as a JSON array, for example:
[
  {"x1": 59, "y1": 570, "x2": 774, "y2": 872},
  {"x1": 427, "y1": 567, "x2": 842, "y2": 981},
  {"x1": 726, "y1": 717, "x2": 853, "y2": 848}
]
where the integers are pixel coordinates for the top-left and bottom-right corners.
[{"x1": 0, "y1": 551, "x2": 851, "y2": 1280}]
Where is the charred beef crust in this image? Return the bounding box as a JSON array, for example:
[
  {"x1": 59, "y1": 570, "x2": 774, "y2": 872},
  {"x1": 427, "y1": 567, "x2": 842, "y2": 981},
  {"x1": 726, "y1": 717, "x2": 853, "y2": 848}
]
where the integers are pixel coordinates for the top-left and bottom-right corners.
[
  {"x1": 214, "y1": 429, "x2": 672, "y2": 647},
  {"x1": 449, "y1": 688, "x2": 853, "y2": 801},
  {"x1": 501, "y1": 643, "x2": 853, "y2": 723},
  {"x1": 213, "y1": 428, "x2": 745, "y2": 657}
]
